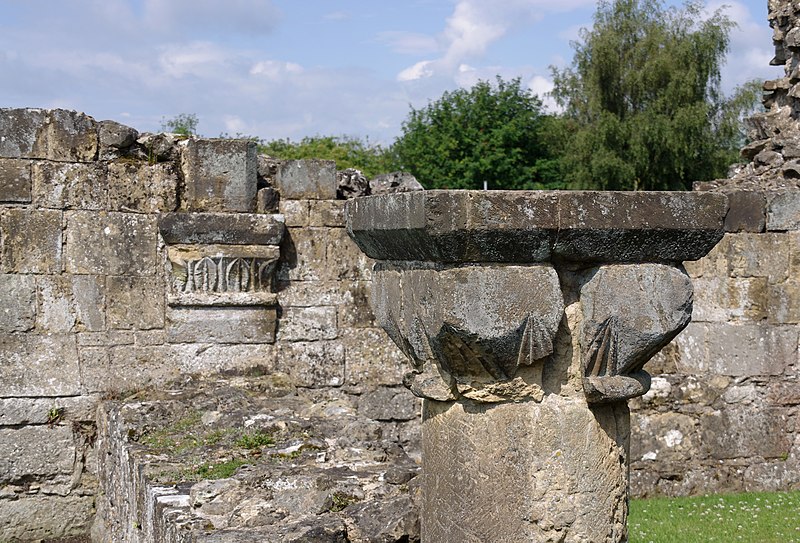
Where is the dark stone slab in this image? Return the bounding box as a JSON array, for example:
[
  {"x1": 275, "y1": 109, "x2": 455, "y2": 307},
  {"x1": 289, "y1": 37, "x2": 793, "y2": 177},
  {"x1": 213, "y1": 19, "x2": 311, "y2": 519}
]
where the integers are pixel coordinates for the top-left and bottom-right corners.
[
  {"x1": 723, "y1": 191, "x2": 766, "y2": 232},
  {"x1": 275, "y1": 159, "x2": 337, "y2": 200},
  {"x1": 159, "y1": 212, "x2": 285, "y2": 245},
  {"x1": 346, "y1": 190, "x2": 727, "y2": 263}
]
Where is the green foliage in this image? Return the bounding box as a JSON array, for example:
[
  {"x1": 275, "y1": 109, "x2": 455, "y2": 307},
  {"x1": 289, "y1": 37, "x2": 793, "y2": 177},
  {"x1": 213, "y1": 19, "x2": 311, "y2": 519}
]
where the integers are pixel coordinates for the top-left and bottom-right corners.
[
  {"x1": 193, "y1": 459, "x2": 247, "y2": 480},
  {"x1": 161, "y1": 113, "x2": 199, "y2": 136},
  {"x1": 551, "y1": 0, "x2": 761, "y2": 190},
  {"x1": 260, "y1": 135, "x2": 399, "y2": 179},
  {"x1": 235, "y1": 430, "x2": 275, "y2": 449},
  {"x1": 394, "y1": 77, "x2": 561, "y2": 190},
  {"x1": 629, "y1": 490, "x2": 800, "y2": 542}
]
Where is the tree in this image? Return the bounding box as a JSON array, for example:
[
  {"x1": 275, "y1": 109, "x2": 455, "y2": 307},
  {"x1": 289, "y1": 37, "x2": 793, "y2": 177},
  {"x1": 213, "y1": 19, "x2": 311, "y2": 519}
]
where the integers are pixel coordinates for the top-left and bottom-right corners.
[
  {"x1": 260, "y1": 135, "x2": 399, "y2": 179},
  {"x1": 161, "y1": 113, "x2": 199, "y2": 136},
  {"x1": 394, "y1": 77, "x2": 564, "y2": 190},
  {"x1": 551, "y1": 0, "x2": 760, "y2": 190}
]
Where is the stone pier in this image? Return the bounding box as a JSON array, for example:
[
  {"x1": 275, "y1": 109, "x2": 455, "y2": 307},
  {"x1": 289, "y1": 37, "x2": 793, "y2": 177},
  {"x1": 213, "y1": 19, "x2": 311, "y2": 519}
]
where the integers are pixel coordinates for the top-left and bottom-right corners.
[{"x1": 346, "y1": 190, "x2": 727, "y2": 542}]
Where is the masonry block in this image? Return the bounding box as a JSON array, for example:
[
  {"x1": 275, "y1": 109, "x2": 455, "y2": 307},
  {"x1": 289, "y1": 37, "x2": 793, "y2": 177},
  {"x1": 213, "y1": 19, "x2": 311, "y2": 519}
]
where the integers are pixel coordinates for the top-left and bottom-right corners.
[
  {"x1": 72, "y1": 275, "x2": 105, "y2": 331},
  {"x1": 107, "y1": 161, "x2": 178, "y2": 213},
  {"x1": 701, "y1": 406, "x2": 792, "y2": 460},
  {"x1": 341, "y1": 328, "x2": 407, "y2": 388},
  {"x1": 705, "y1": 323, "x2": 797, "y2": 376},
  {"x1": 158, "y1": 212, "x2": 284, "y2": 245},
  {"x1": 278, "y1": 227, "x2": 328, "y2": 281},
  {"x1": 670, "y1": 322, "x2": 708, "y2": 374},
  {"x1": 728, "y1": 233, "x2": 790, "y2": 282},
  {"x1": 1, "y1": 209, "x2": 62, "y2": 273},
  {"x1": 276, "y1": 340, "x2": 345, "y2": 387},
  {"x1": 337, "y1": 281, "x2": 377, "y2": 328},
  {"x1": 0, "y1": 425, "x2": 76, "y2": 487},
  {"x1": 279, "y1": 199, "x2": 310, "y2": 227},
  {"x1": 0, "y1": 495, "x2": 94, "y2": 541},
  {"x1": 36, "y1": 275, "x2": 76, "y2": 332},
  {"x1": 31, "y1": 161, "x2": 107, "y2": 209},
  {"x1": 275, "y1": 159, "x2": 337, "y2": 200},
  {"x1": 309, "y1": 200, "x2": 345, "y2": 227},
  {"x1": 106, "y1": 276, "x2": 165, "y2": 330},
  {"x1": 767, "y1": 191, "x2": 800, "y2": 231},
  {"x1": 768, "y1": 279, "x2": 800, "y2": 323},
  {"x1": 0, "y1": 274, "x2": 35, "y2": 332},
  {"x1": 181, "y1": 138, "x2": 257, "y2": 212},
  {"x1": 83, "y1": 345, "x2": 179, "y2": 394},
  {"x1": 0, "y1": 158, "x2": 32, "y2": 202},
  {"x1": 65, "y1": 211, "x2": 157, "y2": 276},
  {"x1": 692, "y1": 276, "x2": 768, "y2": 322},
  {"x1": 277, "y1": 306, "x2": 337, "y2": 341},
  {"x1": 326, "y1": 228, "x2": 373, "y2": 281},
  {"x1": 724, "y1": 191, "x2": 766, "y2": 232},
  {"x1": 0, "y1": 334, "x2": 80, "y2": 397},
  {"x1": 631, "y1": 412, "x2": 700, "y2": 464},
  {"x1": 0, "y1": 395, "x2": 100, "y2": 425},
  {"x1": 0, "y1": 108, "x2": 98, "y2": 162},
  {"x1": 166, "y1": 307, "x2": 277, "y2": 344}
]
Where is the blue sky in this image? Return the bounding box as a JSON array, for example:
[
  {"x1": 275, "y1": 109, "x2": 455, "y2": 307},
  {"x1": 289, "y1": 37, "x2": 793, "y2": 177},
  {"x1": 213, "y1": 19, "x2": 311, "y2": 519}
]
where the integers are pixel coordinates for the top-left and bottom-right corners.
[{"x1": 0, "y1": 0, "x2": 779, "y2": 144}]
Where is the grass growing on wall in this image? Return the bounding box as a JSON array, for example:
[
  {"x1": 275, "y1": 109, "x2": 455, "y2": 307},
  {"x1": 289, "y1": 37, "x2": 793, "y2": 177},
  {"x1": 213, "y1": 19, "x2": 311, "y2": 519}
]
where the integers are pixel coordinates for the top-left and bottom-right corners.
[{"x1": 629, "y1": 491, "x2": 800, "y2": 543}]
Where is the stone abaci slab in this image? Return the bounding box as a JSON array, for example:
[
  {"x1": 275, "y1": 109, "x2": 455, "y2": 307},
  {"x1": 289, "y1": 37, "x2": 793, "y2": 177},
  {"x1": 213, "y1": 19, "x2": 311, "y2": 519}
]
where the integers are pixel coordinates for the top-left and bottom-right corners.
[
  {"x1": 158, "y1": 212, "x2": 284, "y2": 245},
  {"x1": 347, "y1": 190, "x2": 728, "y2": 263}
]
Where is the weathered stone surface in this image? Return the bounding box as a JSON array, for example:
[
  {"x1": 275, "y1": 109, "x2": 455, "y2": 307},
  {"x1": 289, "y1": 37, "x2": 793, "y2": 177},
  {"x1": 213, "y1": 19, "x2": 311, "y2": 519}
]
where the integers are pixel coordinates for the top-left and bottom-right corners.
[
  {"x1": 0, "y1": 274, "x2": 35, "y2": 332},
  {"x1": 108, "y1": 161, "x2": 178, "y2": 213},
  {"x1": 65, "y1": 211, "x2": 157, "y2": 276},
  {"x1": 0, "y1": 334, "x2": 80, "y2": 397},
  {"x1": 72, "y1": 275, "x2": 106, "y2": 331},
  {"x1": 98, "y1": 120, "x2": 138, "y2": 159},
  {"x1": 325, "y1": 227, "x2": 373, "y2": 282},
  {"x1": 0, "y1": 494, "x2": 94, "y2": 541},
  {"x1": 701, "y1": 406, "x2": 792, "y2": 460},
  {"x1": 369, "y1": 171, "x2": 424, "y2": 195},
  {"x1": 182, "y1": 138, "x2": 257, "y2": 212},
  {"x1": 81, "y1": 345, "x2": 180, "y2": 393},
  {"x1": 166, "y1": 307, "x2": 277, "y2": 344},
  {"x1": 705, "y1": 323, "x2": 797, "y2": 376},
  {"x1": 309, "y1": 199, "x2": 345, "y2": 227},
  {"x1": 337, "y1": 167, "x2": 370, "y2": 199},
  {"x1": 358, "y1": 387, "x2": 420, "y2": 421},
  {"x1": 373, "y1": 264, "x2": 563, "y2": 401},
  {"x1": 36, "y1": 275, "x2": 76, "y2": 332},
  {"x1": 256, "y1": 187, "x2": 279, "y2": 213},
  {"x1": 631, "y1": 412, "x2": 699, "y2": 464},
  {"x1": 767, "y1": 191, "x2": 800, "y2": 230},
  {"x1": 580, "y1": 265, "x2": 693, "y2": 390},
  {"x1": 728, "y1": 233, "x2": 790, "y2": 282},
  {"x1": 724, "y1": 191, "x2": 766, "y2": 232},
  {"x1": 278, "y1": 227, "x2": 328, "y2": 282},
  {"x1": 159, "y1": 212, "x2": 284, "y2": 245},
  {"x1": 0, "y1": 425, "x2": 76, "y2": 487},
  {"x1": 341, "y1": 328, "x2": 408, "y2": 389},
  {"x1": 422, "y1": 398, "x2": 629, "y2": 542},
  {"x1": 347, "y1": 191, "x2": 726, "y2": 263},
  {"x1": 276, "y1": 341, "x2": 345, "y2": 387},
  {"x1": 106, "y1": 276, "x2": 165, "y2": 330},
  {"x1": 0, "y1": 395, "x2": 100, "y2": 425},
  {"x1": 1, "y1": 209, "x2": 63, "y2": 273},
  {"x1": 32, "y1": 161, "x2": 108, "y2": 209},
  {"x1": 691, "y1": 276, "x2": 768, "y2": 322},
  {"x1": 278, "y1": 306, "x2": 337, "y2": 341},
  {"x1": 0, "y1": 158, "x2": 32, "y2": 202},
  {"x1": 279, "y1": 199, "x2": 310, "y2": 227},
  {"x1": 0, "y1": 108, "x2": 98, "y2": 162},
  {"x1": 768, "y1": 279, "x2": 800, "y2": 323},
  {"x1": 276, "y1": 159, "x2": 337, "y2": 200}
]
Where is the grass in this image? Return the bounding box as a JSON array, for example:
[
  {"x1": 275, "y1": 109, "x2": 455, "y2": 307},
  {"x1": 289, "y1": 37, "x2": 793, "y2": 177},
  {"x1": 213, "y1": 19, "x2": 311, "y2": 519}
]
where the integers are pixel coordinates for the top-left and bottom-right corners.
[{"x1": 629, "y1": 490, "x2": 800, "y2": 543}]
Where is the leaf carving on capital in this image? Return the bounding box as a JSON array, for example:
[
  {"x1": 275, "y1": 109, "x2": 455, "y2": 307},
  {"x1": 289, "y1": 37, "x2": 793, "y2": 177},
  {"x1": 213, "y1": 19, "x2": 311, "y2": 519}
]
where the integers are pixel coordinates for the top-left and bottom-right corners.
[{"x1": 584, "y1": 316, "x2": 619, "y2": 377}]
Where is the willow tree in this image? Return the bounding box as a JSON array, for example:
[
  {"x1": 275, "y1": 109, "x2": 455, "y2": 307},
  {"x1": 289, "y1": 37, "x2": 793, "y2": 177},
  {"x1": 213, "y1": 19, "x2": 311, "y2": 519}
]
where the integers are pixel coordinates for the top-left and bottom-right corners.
[{"x1": 552, "y1": 0, "x2": 758, "y2": 191}]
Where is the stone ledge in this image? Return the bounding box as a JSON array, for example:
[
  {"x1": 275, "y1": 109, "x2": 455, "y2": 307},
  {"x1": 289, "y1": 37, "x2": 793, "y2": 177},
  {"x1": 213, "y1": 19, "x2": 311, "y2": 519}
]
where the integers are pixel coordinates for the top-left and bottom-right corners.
[
  {"x1": 159, "y1": 212, "x2": 285, "y2": 245},
  {"x1": 346, "y1": 190, "x2": 727, "y2": 263}
]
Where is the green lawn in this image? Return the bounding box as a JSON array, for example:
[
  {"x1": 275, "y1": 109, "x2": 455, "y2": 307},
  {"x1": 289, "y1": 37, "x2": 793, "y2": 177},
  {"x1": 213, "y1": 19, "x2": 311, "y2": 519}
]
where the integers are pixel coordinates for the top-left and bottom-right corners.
[{"x1": 629, "y1": 491, "x2": 800, "y2": 543}]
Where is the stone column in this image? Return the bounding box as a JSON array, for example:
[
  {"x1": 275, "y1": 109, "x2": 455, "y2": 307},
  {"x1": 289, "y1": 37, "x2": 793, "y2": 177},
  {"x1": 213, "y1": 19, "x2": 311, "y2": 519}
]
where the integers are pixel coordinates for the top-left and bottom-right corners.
[{"x1": 346, "y1": 190, "x2": 726, "y2": 542}]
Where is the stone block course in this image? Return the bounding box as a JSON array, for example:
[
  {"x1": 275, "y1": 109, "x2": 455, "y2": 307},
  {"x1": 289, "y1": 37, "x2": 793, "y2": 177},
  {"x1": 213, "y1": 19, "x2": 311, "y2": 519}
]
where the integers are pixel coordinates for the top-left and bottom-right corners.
[
  {"x1": 36, "y1": 275, "x2": 76, "y2": 332},
  {"x1": 65, "y1": 211, "x2": 157, "y2": 276},
  {"x1": 106, "y1": 275, "x2": 165, "y2": 330},
  {"x1": 0, "y1": 494, "x2": 94, "y2": 541},
  {"x1": 0, "y1": 274, "x2": 36, "y2": 332},
  {"x1": 309, "y1": 199, "x2": 345, "y2": 227},
  {"x1": 705, "y1": 323, "x2": 797, "y2": 376},
  {"x1": 278, "y1": 227, "x2": 328, "y2": 281},
  {"x1": 32, "y1": 161, "x2": 108, "y2": 209},
  {"x1": 72, "y1": 275, "x2": 106, "y2": 331},
  {"x1": 0, "y1": 425, "x2": 76, "y2": 488},
  {"x1": 768, "y1": 279, "x2": 800, "y2": 323},
  {"x1": 276, "y1": 341, "x2": 345, "y2": 387},
  {"x1": 276, "y1": 159, "x2": 337, "y2": 200},
  {"x1": 728, "y1": 232, "x2": 790, "y2": 282},
  {"x1": 341, "y1": 328, "x2": 407, "y2": 389},
  {"x1": 181, "y1": 138, "x2": 257, "y2": 212},
  {"x1": 701, "y1": 406, "x2": 792, "y2": 460},
  {"x1": 279, "y1": 199, "x2": 310, "y2": 227},
  {"x1": 0, "y1": 395, "x2": 101, "y2": 425},
  {"x1": 0, "y1": 158, "x2": 32, "y2": 202},
  {"x1": 277, "y1": 306, "x2": 338, "y2": 341},
  {"x1": 767, "y1": 191, "x2": 800, "y2": 230},
  {"x1": 166, "y1": 306, "x2": 277, "y2": 344},
  {"x1": 0, "y1": 333, "x2": 80, "y2": 397},
  {"x1": 1, "y1": 209, "x2": 63, "y2": 273},
  {"x1": 0, "y1": 108, "x2": 98, "y2": 162},
  {"x1": 107, "y1": 161, "x2": 178, "y2": 213}
]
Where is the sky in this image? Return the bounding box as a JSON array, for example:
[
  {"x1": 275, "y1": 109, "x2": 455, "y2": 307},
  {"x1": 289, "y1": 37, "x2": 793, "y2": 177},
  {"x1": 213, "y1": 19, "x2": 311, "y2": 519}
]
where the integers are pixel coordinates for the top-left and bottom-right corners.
[{"x1": 0, "y1": 0, "x2": 781, "y2": 145}]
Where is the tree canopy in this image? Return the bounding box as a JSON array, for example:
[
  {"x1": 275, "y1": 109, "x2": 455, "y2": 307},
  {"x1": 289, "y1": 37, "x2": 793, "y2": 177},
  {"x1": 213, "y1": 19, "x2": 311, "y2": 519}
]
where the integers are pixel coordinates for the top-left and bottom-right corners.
[
  {"x1": 393, "y1": 77, "x2": 564, "y2": 190},
  {"x1": 551, "y1": 0, "x2": 760, "y2": 191}
]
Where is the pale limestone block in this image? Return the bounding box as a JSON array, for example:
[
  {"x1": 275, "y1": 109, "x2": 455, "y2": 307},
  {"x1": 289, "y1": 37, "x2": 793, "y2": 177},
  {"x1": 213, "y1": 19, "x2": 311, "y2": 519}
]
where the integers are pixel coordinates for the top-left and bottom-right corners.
[
  {"x1": 276, "y1": 341, "x2": 345, "y2": 387},
  {"x1": 728, "y1": 232, "x2": 790, "y2": 282},
  {"x1": 325, "y1": 227, "x2": 373, "y2": 281},
  {"x1": 0, "y1": 395, "x2": 100, "y2": 425},
  {"x1": 64, "y1": 211, "x2": 158, "y2": 276},
  {"x1": 1, "y1": 209, "x2": 63, "y2": 274},
  {"x1": 705, "y1": 322, "x2": 797, "y2": 376},
  {"x1": 340, "y1": 328, "x2": 408, "y2": 389},
  {"x1": 275, "y1": 159, "x2": 337, "y2": 200},
  {"x1": 107, "y1": 161, "x2": 178, "y2": 213},
  {"x1": 0, "y1": 494, "x2": 94, "y2": 541},
  {"x1": 0, "y1": 158, "x2": 31, "y2": 202},
  {"x1": 279, "y1": 199, "x2": 310, "y2": 227},
  {"x1": 0, "y1": 274, "x2": 35, "y2": 332},
  {"x1": 309, "y1": 199, "x2": 345, "y2": 227},
  {"x1": 0, "y1": 108, "x2": 98, "y2": 162},
  {"x1": 700, "y1": 406, "x2": 792, "y2": 460},
  {"x1": 31, "y1": 161, "x2": 108, "y2": 209},
  {"x1": 0, "y1": 334, "x2": 80, "y2": 397},
  {"x1": 277, "y1": 227, "x2": 328, "y2": 282},
  {"x1": 181, "y1": 138, "x2": 257, "y2": 212},
  {"x1": 72, "y1": 275, "x2": 105, "y2": 331},
  {"x1": 106, "y1": 275, "x2": 165, "y2": 330},
  {"x1": 768, "y1": 279, "x2": 800, "y2": 323},
  {"x1": 0, "y1": 425, "x2": 76, "y2": 487},
  {"x1": 277, "y1": 306, "x2": 337, "y2": 341},
  {"x1": 767, "y1": 191, "x2": 800, "y2": 230},
  {"x1": 166, "y1": 307, "x2": 277, "y2": 344},
  {"x1": 36, "y1": 275, "x2": 76, "y2": 332}
]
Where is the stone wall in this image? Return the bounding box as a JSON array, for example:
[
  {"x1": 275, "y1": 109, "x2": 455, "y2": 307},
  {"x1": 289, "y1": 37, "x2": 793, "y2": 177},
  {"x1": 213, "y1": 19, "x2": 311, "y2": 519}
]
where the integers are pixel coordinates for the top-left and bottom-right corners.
[{"x1": 0, "y1": 108, "x2": 409, "y2": 541}]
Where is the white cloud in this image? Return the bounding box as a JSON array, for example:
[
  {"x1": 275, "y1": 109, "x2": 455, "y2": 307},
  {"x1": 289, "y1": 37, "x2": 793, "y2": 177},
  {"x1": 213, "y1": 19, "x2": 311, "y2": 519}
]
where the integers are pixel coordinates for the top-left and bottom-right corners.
[
  {"x1": 250, "y1": 60, "x2": 304, "y2": 79},
  {"x1": 397, "y1": 60, "x2": 436, "y2": 82}
]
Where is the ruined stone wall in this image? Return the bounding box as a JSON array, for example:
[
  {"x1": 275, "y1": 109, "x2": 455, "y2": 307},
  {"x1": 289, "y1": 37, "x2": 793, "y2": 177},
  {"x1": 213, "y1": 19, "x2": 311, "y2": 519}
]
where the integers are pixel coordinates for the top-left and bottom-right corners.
[{"x1": 0, "y1": 108, "x2": 409, "y2": 541}]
